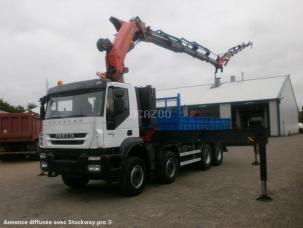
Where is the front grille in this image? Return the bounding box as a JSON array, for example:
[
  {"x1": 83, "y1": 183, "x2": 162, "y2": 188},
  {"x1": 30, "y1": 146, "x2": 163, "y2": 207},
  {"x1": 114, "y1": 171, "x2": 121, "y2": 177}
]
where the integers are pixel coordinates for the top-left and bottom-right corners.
[
  {"x1": 48, "y1": 133, "x2": 87, "y2": 139},
  {"x1": 51, "y1": 140, "x2": 85, "y2": 145}
]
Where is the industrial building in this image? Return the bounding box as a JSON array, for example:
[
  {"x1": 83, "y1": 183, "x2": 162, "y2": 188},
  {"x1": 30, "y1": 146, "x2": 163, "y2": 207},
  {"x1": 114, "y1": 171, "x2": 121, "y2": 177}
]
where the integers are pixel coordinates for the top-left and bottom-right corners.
[{"x1": 157, "y1": 75, "x2": 299, "y2": 136}]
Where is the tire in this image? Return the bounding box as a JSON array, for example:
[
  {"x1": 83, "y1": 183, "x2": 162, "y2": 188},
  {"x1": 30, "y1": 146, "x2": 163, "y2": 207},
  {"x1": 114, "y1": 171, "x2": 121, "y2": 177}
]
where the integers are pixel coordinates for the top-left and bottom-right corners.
[
  {"x1": 120, "y1": 157, "x2": 146, "y2": 196},
  {"x1": 157, "y1": 151, "x2": 178, "y2": 184},
  {"x1": 212, "y1": 143, "x2": 223, "y2": 166},
  {"x1": 61, "y1": 175, "x2": 89, "y2": 189},
  {"x1": 199, "y1": 144, "x2": 212, "y2": 170}
]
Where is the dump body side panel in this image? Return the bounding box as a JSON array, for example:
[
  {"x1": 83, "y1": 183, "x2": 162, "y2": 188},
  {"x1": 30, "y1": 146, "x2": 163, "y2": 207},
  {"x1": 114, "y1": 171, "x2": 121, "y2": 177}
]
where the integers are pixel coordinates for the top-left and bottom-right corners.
[{"x1": 0, "y1": 113, "x2": 41, "y2": 142}]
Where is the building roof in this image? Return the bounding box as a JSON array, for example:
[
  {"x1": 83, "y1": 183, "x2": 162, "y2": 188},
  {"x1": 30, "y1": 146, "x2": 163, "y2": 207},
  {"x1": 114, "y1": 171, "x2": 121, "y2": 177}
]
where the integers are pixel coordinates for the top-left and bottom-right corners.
[
  {"x1": 0, "y1": 109, "x2": 8, "y2": 113},
  {"x1": 157, "y1": 75, "x2": 291, "y2": 106}
]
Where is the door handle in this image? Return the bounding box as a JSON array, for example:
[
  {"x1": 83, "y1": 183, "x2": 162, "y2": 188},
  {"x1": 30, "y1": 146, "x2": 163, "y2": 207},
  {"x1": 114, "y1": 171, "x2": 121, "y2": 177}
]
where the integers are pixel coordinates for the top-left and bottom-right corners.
[{"x1": 127, "y1": 130, "x2": 132, "y2": 136}]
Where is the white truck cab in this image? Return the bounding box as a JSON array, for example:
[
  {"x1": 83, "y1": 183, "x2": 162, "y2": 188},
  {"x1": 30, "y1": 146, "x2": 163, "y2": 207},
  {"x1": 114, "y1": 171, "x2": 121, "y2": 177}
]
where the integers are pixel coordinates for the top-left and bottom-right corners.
[{"x1": 40, "y1": 80, "x2": 139, "y2": 150}]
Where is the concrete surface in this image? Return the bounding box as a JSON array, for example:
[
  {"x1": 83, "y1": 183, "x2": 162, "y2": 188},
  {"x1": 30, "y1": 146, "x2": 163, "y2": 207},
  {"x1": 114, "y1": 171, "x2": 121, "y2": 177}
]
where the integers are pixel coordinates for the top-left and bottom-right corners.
[{"x1": 0, "y1": 135, "x2": 303, "y2": 228}]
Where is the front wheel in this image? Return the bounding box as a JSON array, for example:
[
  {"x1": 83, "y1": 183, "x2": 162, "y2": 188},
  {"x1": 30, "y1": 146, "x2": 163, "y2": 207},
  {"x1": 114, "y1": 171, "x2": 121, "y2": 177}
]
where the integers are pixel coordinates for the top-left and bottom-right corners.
[
  {"x1": 61, "y1": 175, "x2": 89, "y2": 189},
  {"x1": 120, "y1": 157, "x2": 146, "y2": 196}
]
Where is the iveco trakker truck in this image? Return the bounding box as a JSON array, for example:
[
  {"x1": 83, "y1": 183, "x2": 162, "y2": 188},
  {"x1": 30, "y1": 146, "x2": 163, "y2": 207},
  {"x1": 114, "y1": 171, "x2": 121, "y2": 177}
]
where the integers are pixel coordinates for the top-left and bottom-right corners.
[{"x1": 39, "y1": 16, "x2": 253, "y2": 196}]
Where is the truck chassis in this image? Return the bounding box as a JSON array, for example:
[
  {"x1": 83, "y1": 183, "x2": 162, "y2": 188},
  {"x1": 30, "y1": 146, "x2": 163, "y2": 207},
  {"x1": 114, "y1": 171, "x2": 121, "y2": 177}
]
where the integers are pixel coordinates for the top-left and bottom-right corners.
[{"x1": 40, "y1": 128, "x2": 271, "y2": 201}]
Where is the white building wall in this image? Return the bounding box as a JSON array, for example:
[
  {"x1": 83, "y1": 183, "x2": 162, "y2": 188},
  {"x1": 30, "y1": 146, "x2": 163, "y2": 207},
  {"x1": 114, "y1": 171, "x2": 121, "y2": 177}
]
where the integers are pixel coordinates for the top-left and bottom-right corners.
[
  {"x1": 269, "y1": 100, "x2": 279, "y2": 136},
  {"x1": 220, "y1": 103, "x2": 232, "y2": 129},
  {"x1": 182, "y1": 106, "x2": 188, "y2": 116},
  {"x1": 278, "y1": 78, "x2": 299, "y2": 135},
  {"x1": 219, "y1": 104, "x2": 231, "y2": 118}
]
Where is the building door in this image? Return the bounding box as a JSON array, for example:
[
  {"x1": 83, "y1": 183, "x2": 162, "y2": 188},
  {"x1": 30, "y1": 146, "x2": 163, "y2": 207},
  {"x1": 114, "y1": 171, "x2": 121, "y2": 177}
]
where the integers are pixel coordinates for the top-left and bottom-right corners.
[{"x1": 231, "y1": 102, "x2": 269, "y2": 134}]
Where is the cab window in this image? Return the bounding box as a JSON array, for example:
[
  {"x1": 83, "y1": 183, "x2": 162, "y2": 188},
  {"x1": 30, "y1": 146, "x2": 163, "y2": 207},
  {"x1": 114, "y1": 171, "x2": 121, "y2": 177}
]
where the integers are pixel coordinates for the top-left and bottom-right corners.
[{"x1": 106, "y1": 87, "x2": 129, "y2": 130}]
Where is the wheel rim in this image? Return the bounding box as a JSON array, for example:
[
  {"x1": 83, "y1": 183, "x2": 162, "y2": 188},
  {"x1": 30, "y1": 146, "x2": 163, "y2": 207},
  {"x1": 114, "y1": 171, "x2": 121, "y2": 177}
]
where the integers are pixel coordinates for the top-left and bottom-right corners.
[
  {"x1": 204, "y1": 148, "x2": 211, "y2": 164},
  {"x1": 166, "y1": 157, "x2": 176, "y2": 178},
  {"x1": 130, "y1": 165, "x2": 144, "y2": 189}
]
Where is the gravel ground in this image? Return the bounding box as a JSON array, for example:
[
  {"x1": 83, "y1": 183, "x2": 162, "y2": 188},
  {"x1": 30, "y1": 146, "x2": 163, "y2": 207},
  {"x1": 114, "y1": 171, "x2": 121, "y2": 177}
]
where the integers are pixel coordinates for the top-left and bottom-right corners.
[{"x1": 0, "y1": 134, "x2": 302, "y2": 228}]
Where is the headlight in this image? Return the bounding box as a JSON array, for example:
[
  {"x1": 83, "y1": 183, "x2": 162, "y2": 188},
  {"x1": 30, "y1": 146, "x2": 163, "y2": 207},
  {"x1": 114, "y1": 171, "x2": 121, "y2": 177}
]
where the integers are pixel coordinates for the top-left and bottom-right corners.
[
  {"x1": 88, "y1": 164, "x2": 101, "y2": 172},
  {"x1": 41, "y1": 161, "x2": 48, "y2": 169},
  {"x1": 40, "y1": 153, "x2": 46, "y2": 159},
  {"x1": 88, "y1": 156, "x2": 101, "y2": 161}
]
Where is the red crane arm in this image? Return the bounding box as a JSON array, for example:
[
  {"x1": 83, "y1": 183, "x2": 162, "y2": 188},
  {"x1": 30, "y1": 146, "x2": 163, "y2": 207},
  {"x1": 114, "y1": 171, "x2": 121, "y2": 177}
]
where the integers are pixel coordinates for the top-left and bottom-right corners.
[
  {"x1": 97, "y1": 16, "x2": 252, "y2": 83},
  {"x1": 97, "y1": 17, "x2": 146, "y2": 82}
]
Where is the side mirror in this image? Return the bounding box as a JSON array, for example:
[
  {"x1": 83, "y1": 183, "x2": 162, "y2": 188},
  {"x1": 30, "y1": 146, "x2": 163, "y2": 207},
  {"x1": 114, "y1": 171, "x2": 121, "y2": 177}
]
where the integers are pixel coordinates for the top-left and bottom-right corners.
[
  {"x1": 39, "y1": 96, "x2": 46, "y2": 120},
  {"x1": 40, "y1": 106, "x2": 45, "y2": 120}
]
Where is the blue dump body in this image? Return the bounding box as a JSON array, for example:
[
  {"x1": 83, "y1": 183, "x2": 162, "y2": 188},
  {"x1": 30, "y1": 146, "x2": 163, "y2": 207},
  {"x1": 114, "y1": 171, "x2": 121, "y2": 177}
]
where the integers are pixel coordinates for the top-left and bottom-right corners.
[{"x1": 156, "y1": 94, "x2": 231, "y2": 131}]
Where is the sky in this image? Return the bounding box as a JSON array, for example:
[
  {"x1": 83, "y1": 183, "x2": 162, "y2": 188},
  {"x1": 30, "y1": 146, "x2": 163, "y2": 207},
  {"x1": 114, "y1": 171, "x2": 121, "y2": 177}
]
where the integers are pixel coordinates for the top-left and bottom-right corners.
[{"x1": 0, "y1": 0, "x2": 302, "y2": 109}]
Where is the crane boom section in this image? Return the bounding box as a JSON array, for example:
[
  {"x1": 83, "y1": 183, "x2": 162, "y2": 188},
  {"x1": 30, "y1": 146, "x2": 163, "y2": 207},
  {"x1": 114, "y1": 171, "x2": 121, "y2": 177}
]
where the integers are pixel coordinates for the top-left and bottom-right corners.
[{"x1": 97, "y1": 16, "x2": 252, "y2": 82}]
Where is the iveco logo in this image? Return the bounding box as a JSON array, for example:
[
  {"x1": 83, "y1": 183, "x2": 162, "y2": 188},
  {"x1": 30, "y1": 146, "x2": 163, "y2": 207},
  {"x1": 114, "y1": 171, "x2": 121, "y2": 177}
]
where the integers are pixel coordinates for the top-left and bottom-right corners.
[{"x1": 55, "y1": 133, "x2": 75, "y2": 139}]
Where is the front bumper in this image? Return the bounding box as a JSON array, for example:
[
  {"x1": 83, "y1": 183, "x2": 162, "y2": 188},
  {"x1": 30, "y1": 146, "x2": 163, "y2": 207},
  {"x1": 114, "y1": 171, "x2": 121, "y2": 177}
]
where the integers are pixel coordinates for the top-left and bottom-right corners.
[{"x1": 39, "y1": 148, "x2": 122, "y2": 180}]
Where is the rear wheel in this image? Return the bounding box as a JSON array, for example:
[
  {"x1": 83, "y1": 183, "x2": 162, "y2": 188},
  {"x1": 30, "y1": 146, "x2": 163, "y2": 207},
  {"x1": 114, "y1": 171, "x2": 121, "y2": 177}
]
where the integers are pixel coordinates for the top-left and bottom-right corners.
[
  {"x1": 198, "y1": 144, "x2": 212, "y2": 170},
  {"x1": 212, "y1": 143, "x2": 223, "y2": 166},
  {"x1": 157, "y1": 151, "x2": 178, "y2": 184},
  {"x1": 120, "y1": 157, "x2": 146, "y2": 196},
  {"x1": 61, "y1": 175, "x2": 89, "y2": 189}
]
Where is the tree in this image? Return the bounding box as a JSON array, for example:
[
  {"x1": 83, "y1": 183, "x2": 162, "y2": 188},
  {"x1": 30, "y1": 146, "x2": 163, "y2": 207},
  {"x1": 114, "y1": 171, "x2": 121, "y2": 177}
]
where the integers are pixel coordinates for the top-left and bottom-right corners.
[
  {"x1": 26, "y1": 103, "x2": 37, "y2": 112},
  {"x1": 0, "y1": 98, "x2": 25, "y2": 113},
  {"x1": 15, "y1": 105, "x2": 25, "y2": 113}
]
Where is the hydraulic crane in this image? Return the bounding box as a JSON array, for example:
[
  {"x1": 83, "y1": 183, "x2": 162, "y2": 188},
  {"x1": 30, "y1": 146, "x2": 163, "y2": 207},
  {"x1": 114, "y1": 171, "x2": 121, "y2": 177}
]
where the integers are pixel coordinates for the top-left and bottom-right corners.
[
  {"x1": 39, "y1": 16, "x2": 271, "y2": 200},
  {"x1": 96, "y1": 16, "x2": 252, "y2": 83}
]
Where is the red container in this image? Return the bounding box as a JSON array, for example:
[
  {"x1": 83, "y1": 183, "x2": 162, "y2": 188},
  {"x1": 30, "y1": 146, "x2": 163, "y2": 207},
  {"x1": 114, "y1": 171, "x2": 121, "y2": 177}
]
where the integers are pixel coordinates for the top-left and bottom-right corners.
[{"x1": 0, "y1": 112, "x2": 41, "y2": 142}]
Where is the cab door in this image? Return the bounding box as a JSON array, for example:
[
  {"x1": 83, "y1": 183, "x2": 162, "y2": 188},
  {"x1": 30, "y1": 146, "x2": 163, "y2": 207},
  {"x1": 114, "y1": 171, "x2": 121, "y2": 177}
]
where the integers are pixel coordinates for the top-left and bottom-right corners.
[{"x1": 103, "y1": 86, "x2": 137, "y2": 148}]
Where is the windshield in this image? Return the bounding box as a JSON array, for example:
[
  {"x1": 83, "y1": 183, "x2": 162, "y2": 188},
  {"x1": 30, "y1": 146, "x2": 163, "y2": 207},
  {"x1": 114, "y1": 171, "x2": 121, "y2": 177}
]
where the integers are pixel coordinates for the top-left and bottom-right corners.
[{"x1": 45, "y1": 90, "x2": 105, "y2": 119}]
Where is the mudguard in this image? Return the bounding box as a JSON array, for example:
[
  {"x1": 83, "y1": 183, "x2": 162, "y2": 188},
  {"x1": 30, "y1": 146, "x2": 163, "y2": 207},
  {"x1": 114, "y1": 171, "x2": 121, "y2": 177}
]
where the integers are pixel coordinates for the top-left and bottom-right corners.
[{"x1": 120, "y1": 137, "x2": 144, "y2": 159}]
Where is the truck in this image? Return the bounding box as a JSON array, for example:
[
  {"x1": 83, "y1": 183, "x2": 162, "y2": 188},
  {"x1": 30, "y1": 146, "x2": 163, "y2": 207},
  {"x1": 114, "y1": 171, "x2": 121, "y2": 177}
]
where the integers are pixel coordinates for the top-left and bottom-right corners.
[
  {"x1": 39, "y1": 16, "x2": 269, "y2": 197},
  {"x1": 0, "y1": 112, "x2": 41, "y2": 161}
]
